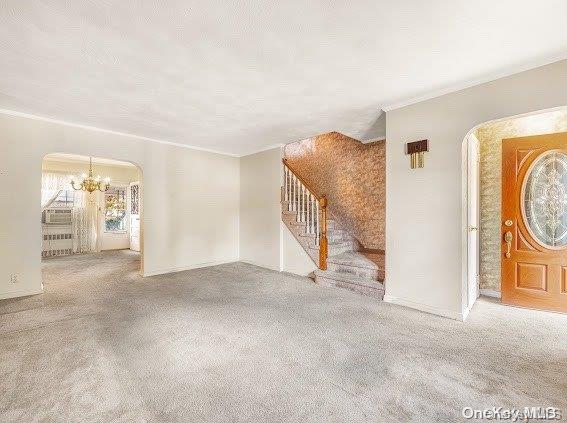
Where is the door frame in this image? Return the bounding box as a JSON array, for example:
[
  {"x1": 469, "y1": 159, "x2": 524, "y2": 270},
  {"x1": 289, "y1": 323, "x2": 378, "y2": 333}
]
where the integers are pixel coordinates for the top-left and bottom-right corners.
[
  {"x1": 460, "y1": 106, "x2": 567, "y2": 320},
  {"x1": 461, "y1": 133, "x2": 480, "y2": 320},
  {"x1": 466, "y1": 133, "x2": 480, "y2": 310}
]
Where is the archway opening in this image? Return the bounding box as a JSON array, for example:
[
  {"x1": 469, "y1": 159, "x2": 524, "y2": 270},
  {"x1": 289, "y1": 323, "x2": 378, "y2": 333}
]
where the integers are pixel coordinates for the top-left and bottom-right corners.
[
  {"x1": 40, "y1": 153, "x2": 143, "y2": 286},
  {"x1": 462, "y1": 106, "x2": 567, "y2": 317}
]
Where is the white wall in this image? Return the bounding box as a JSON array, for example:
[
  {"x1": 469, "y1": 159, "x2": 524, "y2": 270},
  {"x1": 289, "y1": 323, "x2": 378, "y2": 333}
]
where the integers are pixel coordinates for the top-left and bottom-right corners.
[
  {"x1": 42, "y1": 158, "x2": 140, "y2": 252},
  {"x1": 239, "y1": 146, "x2": 317, "y2": 276},
  {"x1": 239, "y1": 148, "x2": 283, "y2": 271},
  {"x1": 281, "y1": 222, "x2": 317, "y2": 276},
  {"x1": 0, "y1": 113, "x2": 240, "y2": 299},
  {"x1": 385, "y1": 59, "x2": 567, "y2": 320}
]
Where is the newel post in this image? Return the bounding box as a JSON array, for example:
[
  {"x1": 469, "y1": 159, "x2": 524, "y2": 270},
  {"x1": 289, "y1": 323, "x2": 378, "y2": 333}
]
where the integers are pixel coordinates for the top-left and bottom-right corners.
[{"x1": 319, "y1": 195, "x2": 328, "y2": 270}]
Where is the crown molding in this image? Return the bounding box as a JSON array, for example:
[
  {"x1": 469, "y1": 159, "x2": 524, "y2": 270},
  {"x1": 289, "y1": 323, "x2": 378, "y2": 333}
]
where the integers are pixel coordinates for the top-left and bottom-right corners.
[
  {"x1": 43, "y1": 154, "x2": 137, "y2": 169},
  {"x1": 382, "y1": 53, "x2": 567, "y2": 112},
  {"x1": 0, "y1": 108, "x2": 240, "y2": 157},
  {"x1": 238, "y1": 143, "x2": 284, "y2": 157}
]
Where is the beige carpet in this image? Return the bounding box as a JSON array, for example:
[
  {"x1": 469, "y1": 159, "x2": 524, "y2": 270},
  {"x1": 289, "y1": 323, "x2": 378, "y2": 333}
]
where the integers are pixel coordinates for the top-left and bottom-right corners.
[{"x1": 0, "y1": 250, "x2": 566, "y2": 422}]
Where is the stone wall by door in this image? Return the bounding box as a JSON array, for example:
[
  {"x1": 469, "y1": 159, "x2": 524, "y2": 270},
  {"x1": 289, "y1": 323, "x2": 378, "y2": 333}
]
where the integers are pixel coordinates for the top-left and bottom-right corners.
[
  {"x1": 477, "y1": 109, "x2": 567, "y2": 293},
  {"x1": 284, "y1": 132, "x2": 385, "y2": 251}
]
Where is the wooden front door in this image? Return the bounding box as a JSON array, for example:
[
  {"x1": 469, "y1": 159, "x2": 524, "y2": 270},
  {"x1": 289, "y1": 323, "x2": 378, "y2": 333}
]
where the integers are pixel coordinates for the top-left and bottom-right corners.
[{"x1": 502, "y1": 132, "x2": 567, "y2": 313}]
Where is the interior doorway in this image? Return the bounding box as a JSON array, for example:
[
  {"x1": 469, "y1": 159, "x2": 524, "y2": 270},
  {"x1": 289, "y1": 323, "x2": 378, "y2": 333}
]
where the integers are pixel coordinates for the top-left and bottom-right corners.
[
  {"x1": 466, "y1": 133, "x2": 480, "y2": 311},
  {"x1": 41, "y1": 153, "x2": 143, "y2": 273},
  {"x1": 463, "y1": 107, "x2": 567, "y2": 316}
]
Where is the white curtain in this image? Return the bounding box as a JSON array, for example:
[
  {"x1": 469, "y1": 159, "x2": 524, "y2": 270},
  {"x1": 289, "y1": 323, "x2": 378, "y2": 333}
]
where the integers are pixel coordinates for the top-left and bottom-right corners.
[
  {"x1": 72, "y1": 190, "x2": 98, "y2": 254},
  {"x1": 41, "y1": 171, "x2": 98, "y2": 254},
  {"x1": 41, "y1": 173, "x2": 70, "y2": 210}
]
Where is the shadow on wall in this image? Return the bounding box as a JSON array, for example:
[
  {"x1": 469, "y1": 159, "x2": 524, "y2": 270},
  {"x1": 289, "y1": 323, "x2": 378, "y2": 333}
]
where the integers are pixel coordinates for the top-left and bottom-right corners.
[{"x1": 284, "y1": 131, "x2": 385, "y2": 251}]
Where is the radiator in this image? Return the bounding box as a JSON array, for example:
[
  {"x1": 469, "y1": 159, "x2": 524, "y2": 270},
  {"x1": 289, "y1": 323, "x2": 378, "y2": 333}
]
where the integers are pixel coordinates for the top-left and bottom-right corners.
[
  {"x1": 42, "y1": 249, "x2": 73, "y2": 257},
  {"x1": 42, "y1": 224, "x2": 73, "y2": 257}
]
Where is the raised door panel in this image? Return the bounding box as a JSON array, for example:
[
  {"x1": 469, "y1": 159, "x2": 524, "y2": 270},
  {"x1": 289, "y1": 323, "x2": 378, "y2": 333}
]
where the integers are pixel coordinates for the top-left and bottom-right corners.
[{"x1": 515, "y1": 262, "x2": 547, "y2": 292}]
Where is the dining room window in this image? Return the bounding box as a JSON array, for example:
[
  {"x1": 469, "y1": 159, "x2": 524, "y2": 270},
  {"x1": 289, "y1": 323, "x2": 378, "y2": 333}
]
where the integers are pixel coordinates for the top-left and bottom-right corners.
[{"x1": 104, "y1": 187, "x2": 127, "y2": 232}]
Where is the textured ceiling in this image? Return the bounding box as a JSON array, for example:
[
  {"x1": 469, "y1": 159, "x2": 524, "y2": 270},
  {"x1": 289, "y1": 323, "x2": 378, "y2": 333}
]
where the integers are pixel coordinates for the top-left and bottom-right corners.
[{"x1": 1, "y1": 1, "x2": 567, "y2": 156}]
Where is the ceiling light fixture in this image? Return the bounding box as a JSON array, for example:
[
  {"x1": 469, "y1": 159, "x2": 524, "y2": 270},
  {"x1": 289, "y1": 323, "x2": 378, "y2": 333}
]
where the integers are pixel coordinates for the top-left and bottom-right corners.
[{"x1": 70, "y1": 157, "x2": 110, "y2": 193}]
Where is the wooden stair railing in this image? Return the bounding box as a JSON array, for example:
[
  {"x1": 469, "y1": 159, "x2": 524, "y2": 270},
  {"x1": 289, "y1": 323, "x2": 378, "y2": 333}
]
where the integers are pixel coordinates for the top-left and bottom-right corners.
[{"x1": 282, "y1": 158, "x2": 328, "y2": 270}]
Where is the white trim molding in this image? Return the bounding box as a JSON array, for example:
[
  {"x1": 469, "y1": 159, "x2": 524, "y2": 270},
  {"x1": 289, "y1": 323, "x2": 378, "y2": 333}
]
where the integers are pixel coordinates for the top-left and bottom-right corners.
[
  {"x1": 383, "y1": 294, "x2": 467, "y2": 321},
  {"x1": 479, "y1": 289, "x2": 502, "y2": 299},
  {"x1": 0, "y1": 287, "x2": 43, "y2": 300},
  {"x1": 0, "y1": 108, "x2": 289, "y2": 158},
  {"x1": 382, "y1": 52, "x2": 567, "y2": 111},
  {"x1": 0, "y1": 108, "x2": 240, "y2": 158},
  {"x1": 239, "y1": 144, "x2": 285, "y2": 158},
  {"x1": 143, "y1": 258, "x2": 239, "y2": 277},
  {"x1": 239, "y1": 259, "x2": 281, "y2": 272}
]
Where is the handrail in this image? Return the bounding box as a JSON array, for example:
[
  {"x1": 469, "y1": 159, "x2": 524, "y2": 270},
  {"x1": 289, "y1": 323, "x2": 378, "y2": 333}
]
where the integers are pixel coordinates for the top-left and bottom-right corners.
[
  {"x1": 282, "y1": 159, "x2": 324, "y2": 201},
  {"x1": 319, "y1": 196, "x2": 328, "y2": 270},
  {"x1": 282, "y1": 158, "x2": 328, "y2": 270}
]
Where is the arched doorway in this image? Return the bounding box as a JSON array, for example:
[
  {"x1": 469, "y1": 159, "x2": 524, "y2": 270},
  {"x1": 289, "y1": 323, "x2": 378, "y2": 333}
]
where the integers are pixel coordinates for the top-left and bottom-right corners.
[
  {"x1": 462, "y1": 106, "x2": 567, "y2": 316},
  {"x1": 40, "y1": 153, "x2": 144, "y2": 284}
]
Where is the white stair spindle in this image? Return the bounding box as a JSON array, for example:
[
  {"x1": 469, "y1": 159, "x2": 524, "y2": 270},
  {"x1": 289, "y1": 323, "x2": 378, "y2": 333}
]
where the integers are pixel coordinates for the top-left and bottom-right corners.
[
  {"x1": 313, "y1": 196, "x2": 317, "y2": 235},
  {"x1": 304, "y1": 187, "x2": 308, "y2": 224},
  {"x1": 284, "y1": 167, "x2": 288, "y2": 202},
  {"x1": 288, "y1": 169, "x2": 292, "y2": 206},
  {"x1": 310, "y1": 194, "x2": 315, "y2": 234},
  {"x1": 283, "y1": 166, "x2": 287, "y2": 201},
  {"x1": 301, "y1": 185, "x2": 305, "y2": 222},
  {"x1": 285, "y1": 167, "x2": 291, "y2": 211},
  {"x1": 306, "y1": 194, "x2": 311, "y2": 233},
  {"x1": 286, "y1": 169, "x2": 291, "y2": 211},
  {"x1": 287, "y1": 169, "x2": 291, "y2": 211},
  {"x1": 294, "y1": 176, "x2": 299, "y2": 216},
  {"x1": 315, "y1": 201, "x2": 320, "y2": 246},
  {"x1": 298, "y1": 180, "x2": 303, "y2": 222},
  {"x1": 298, "y1": 183, "x2": 302, "y2": 222},
  {"x1": 306, "y1": 190, "x2": 311, "y2": 232},
  {"x1": 292, "y1": 174, "x2": 296, "y2": 212}
]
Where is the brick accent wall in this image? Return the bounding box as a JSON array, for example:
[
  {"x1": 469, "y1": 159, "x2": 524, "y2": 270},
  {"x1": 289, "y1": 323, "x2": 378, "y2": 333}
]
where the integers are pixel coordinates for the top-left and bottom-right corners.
[{"x1": 284, "y1": 132, "x2": 385, "y2": 251}]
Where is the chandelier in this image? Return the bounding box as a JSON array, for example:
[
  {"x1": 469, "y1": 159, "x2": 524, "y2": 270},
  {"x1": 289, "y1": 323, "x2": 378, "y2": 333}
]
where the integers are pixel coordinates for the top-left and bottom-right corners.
[{"x1": 70, "y1": 157, "x2": 110, "y2": 193}]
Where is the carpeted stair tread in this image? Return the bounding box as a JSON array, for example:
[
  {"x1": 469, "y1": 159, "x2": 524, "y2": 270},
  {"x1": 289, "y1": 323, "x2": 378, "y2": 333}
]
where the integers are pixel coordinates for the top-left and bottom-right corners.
[
  {"x1": 313, "y1": 269, "x2": 385, "y2": 298},
  {"x1": 314, "y1": 269, "x2": 383, "y2": 288},
  {"x1": 327, "y1": 251, "x2": 379, "y2": 270}
]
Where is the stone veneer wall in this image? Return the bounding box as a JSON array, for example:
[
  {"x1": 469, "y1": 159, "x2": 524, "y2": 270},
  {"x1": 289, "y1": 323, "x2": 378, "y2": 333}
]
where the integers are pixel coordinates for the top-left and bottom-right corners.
[
  {"x1": 284, "y1": 132, "x2": 385, "y2": 251},
  {"x1": 477, "y1": 109, "x2": 567, "y2": 292}
]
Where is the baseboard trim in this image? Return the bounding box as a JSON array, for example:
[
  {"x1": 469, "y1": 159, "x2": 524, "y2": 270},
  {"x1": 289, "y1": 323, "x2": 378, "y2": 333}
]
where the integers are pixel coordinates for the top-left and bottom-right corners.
[
  {"x1": 143, "y1": 258, "x2": 238, "y2": 277},
  {"x1": 383, "y1": 294, "x2": 465, "y2": 321},
  {"x1": 461, "y1": 303, "x2": 472, "y2": 321},
  {"x1": 0, "y1": 287, "x2": 43, "y2": 300},
  {"x1": 239, "y1": 259, "x2": 281, "y2": 272},
  {"x1": 479, "y1": 289, "x2": 501, "y2": 298}
]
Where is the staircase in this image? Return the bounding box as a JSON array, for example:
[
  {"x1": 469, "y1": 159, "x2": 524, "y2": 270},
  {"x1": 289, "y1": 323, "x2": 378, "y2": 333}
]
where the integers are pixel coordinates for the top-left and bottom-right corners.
[{"x1": 281, "y1": 159, "x2": 385, "y2": 299}]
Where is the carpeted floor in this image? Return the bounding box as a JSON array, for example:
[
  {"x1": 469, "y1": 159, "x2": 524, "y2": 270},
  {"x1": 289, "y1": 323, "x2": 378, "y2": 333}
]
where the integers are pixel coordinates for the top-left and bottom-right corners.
[{"x1": 0, "y1": 250, "x2": 566, "y2": 422}]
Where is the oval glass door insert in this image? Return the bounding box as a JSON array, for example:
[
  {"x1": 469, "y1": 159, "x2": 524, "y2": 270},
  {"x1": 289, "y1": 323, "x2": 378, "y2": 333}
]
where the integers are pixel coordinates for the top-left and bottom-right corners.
[{"x1": 522, "y1": 150, "x2": 567, "y2": 248}]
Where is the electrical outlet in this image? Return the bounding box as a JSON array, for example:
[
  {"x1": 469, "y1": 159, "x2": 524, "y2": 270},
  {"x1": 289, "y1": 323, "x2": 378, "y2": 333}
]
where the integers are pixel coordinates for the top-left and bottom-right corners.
[{"x1": 10, "y1": 274, "x2": 18, "y2": 284}]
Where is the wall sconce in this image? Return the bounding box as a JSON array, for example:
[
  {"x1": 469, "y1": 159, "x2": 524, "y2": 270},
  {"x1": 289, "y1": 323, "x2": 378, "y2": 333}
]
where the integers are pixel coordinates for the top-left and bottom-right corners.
[{"x1": 406, "y1": 139, "x2": 428, "y2": 169}]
